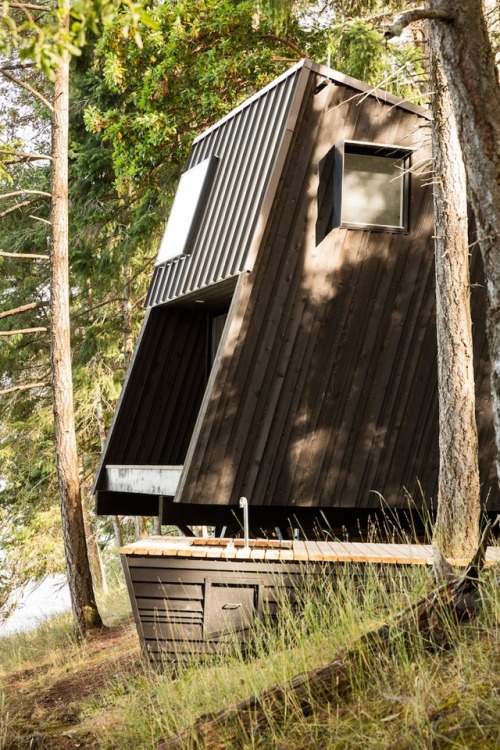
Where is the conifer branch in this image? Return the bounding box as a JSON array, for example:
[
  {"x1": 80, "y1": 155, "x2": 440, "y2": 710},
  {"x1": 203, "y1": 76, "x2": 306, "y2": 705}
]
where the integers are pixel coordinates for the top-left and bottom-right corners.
[
  {"x1": 385, "y1": 8, "x2": 456, "y2": 39},
  {"x1": 8, "y1": 2, "x2": 53, "y2": 11},
  {"x1": 0, "y1": 327, "x2": 47, "y2": 336},
  {"x1": 0, "y1": 250, "x2": 49, "y2": 260},
  {"x1": 0, "y1": 148, "x2": 51, "y2": 163},
  {"x1": 0, "y1": 200, "x2": 34, "y2": 218},
  {"x1": 0, "y1": 301, "x2": 49, "y2": 319},
  {"x1": 0, "y1": 63, "x2": 36, "y2": 71},
  {"x1": 0, "y1": 190, "x2": 51, "y2": 200},
  {"x1": 0, "y1": 70, "x2": 54, "y2": 112},
  {"x1": 0, "y1": 381, "x2": 47, "y2": 395},
  {"x1": 29, "y1": 215, "x2": 51, "y2": 225},
  {"x1": 261, "y1": 34, "x2": 307, "y2": 58}
]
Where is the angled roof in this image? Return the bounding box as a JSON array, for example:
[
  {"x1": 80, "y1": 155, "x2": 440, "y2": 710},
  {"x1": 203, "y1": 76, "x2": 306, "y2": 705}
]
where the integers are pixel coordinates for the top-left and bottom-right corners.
[{"x1": 146, "y1": 59, "x2": 430, "y2": 308}]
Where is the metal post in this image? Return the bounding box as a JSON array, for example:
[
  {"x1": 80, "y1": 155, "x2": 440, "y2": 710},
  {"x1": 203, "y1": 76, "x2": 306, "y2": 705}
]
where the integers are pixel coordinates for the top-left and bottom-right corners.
[
  {"x1": 239, "y1": 496, "x2": 250, "y2": 550},
  {"x1": 155, "y1": 495, "x2": 164, "y2": 536}
]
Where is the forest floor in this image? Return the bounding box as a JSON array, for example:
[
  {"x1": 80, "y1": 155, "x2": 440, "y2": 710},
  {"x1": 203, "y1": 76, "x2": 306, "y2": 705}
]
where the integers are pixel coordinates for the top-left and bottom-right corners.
[
  {"x1": 1, "y1": 567, "x2": 499, "y2": 750},
  {"x1": 2, "y1": 620, "x2": 141, "y2": 749}
]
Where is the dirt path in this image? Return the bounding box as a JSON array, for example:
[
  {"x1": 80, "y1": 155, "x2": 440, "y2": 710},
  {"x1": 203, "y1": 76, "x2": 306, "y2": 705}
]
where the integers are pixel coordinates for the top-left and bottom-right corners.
[{"x1": 3, "y1": 622, "x2": 141, "y2": 750}]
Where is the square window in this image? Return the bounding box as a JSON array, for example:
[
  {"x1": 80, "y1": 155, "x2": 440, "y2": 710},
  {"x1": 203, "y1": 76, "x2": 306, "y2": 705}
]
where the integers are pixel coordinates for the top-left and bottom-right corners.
[{"x1": 334, "y1": 143, "x2": 411, "y2": 231}]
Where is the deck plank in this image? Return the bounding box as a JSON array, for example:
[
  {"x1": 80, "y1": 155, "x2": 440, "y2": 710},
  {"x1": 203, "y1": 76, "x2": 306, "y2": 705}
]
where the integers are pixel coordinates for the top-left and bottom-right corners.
[{"x1": 120, "y1": 537, "x2": 500, "y2": 567}]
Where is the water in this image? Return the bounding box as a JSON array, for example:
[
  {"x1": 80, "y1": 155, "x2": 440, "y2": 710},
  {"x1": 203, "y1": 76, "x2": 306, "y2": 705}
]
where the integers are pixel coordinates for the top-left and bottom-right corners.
[{"x1": 0, "y1": 575, "x2": 71, "y2": 636}]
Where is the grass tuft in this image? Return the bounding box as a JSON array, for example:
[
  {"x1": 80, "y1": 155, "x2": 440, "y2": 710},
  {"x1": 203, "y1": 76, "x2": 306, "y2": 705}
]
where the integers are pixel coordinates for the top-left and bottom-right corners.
[{"x1": 2, "y1": 560, "x2": 499, "y2": 749}]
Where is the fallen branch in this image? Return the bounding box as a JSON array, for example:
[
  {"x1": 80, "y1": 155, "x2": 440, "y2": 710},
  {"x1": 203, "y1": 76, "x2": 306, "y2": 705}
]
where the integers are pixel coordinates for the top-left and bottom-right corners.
[{"x1": 160, "y1": 520, "x2": 498, "y2": 750}]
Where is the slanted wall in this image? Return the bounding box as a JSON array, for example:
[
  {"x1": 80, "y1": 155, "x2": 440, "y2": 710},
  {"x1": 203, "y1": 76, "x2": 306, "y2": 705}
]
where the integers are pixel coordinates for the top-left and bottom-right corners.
[
  {"x1": 176, "y1": 73, "x2": 497, "y2": 513},
  {"x1": 95, "y1": 306, "x2": 208, "y2": 513}
]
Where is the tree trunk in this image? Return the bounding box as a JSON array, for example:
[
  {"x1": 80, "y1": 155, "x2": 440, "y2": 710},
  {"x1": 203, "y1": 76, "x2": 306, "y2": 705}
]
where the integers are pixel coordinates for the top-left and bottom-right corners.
[
  {"x1": 82, "y1": 489, "x2": 108, "y2": 594},
  {"x1": 135, "y1": 516, "x2": 149, "y2": 540},
  {"x1": 429, "y1": 32, "x2": 481, "y2": 559},
  {"x1": 427, "y1": 1, "x2": 500, "y2": 484},
  {"x1": 50, "y1": 11, "x2": 101, "y2": 636},
  {"x1": 122, "y1": 262, "x2": 148, "y2": 540}
]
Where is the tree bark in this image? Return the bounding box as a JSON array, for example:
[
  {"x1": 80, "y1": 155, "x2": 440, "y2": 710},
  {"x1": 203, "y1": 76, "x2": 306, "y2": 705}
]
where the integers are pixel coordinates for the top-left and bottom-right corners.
[
  {"x1": 415, "y1": 2, "x2": 500, "y2": 483},
  {"x1": 386, "y1": 2, "x2": 500, "y2": 496},
  {"x1": 429, "y1": 32, "x2": 481, "y2": 559},
  {"x1": 82, "y1": 490, "x2": 108, "y2": 594},
  {"x1": 123, "y1": 262, "x2": 134, "y2": 367},
  {"x1": 50, "y1": 11, "x2": 101, "y2": 636},
  {"x1": 122, "y1": 262, "x2": 149, "y2": 541}
]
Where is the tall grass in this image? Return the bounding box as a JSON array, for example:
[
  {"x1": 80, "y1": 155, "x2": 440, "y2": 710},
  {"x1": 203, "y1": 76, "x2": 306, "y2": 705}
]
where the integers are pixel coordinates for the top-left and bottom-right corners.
[
  {"x1": 82, "y1": 561, "x2": 499, "y2": 749},
  {"x1": 0, "y1": 574, "x2": 131, "y2": 676},
  {"x1": 0, "y1": 576, "x2": 133, "y2": 746},
  {"x1": 2, "y1": 559, "x2": 499, "y2": 749}
]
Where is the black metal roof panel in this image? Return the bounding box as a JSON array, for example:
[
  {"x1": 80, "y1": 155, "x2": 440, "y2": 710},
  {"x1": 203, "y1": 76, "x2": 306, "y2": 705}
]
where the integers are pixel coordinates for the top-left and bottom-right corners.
[
  {"x1": 146, "y1": 60, "x2": 430, "y2": 309},
  {"x1": 146, "y1": 61, "x2": 309, "y2": 307}
]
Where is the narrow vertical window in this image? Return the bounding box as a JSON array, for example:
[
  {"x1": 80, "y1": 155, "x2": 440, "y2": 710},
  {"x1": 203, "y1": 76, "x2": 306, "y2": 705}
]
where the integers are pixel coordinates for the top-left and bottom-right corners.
[{"x1": 210, "y1": 310, "x2": 228, "y2": 365}]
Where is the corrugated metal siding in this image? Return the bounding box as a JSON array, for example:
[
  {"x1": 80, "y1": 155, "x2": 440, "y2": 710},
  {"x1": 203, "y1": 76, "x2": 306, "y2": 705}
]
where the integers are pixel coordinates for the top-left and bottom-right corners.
[
  {"x1": 146, "y1": 65, "x2": 305, "y2": 307},
  {"x1": 177, "y1": 77, "x2": 499, "y2": 513}
]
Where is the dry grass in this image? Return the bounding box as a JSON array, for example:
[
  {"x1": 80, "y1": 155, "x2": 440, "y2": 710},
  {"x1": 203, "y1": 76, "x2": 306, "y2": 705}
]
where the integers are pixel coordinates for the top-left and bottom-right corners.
[{"x1": 1, "y1": 560, "x2": 499, "y2": 749}]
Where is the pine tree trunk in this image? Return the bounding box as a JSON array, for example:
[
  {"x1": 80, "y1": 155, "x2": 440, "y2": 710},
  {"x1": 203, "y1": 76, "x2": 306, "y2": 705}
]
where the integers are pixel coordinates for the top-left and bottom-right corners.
[
  {"x1": 428, "y1": 1, "x2": 500, "y2": 486},
  {"x1": 135, "y1": 516, "x2": 148, "y2": 540},
  {"x1": 50, "y1": 12, "x2": 101, "y2": 636},
  {"x1": 82, "y1": 490, "x2": 108, "y2": 594},
  {"x1": 429, "y1": 33, "x2": 481, "y2": 559}
]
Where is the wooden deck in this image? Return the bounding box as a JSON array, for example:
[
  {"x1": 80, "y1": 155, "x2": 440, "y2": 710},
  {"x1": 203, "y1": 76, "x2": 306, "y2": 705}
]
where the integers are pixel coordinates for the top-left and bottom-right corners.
[{"x1": 121, "y1": 536, "x2": 500, "y2": 568}]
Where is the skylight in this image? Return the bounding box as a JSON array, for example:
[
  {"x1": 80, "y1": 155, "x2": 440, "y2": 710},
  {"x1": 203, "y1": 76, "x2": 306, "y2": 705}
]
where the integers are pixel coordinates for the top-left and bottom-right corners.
[{"x1": 155, "y1": 155, "x2": 219, "y2": 266}]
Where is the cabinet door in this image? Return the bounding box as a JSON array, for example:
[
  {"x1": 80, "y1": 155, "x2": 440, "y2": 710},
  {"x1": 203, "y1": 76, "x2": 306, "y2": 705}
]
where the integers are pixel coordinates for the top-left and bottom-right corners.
[{"x1": 203, "y1": 579, "x2": 259, "y2": 639}]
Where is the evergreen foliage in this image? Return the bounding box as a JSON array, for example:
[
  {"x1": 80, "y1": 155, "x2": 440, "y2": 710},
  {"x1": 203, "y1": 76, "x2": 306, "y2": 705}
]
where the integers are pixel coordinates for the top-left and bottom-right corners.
[{"x1": 0, "y1": 0, "x2": 424, "y2": 615}]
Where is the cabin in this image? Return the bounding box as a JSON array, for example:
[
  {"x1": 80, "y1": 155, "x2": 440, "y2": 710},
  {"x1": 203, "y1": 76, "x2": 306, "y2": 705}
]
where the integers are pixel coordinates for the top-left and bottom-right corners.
[
  {"x1": 94, "y1": 59, "x2": 499, "y2": 660},
  {"x1": 94, "y1": 58, "x2": 498, "y2": 535}
]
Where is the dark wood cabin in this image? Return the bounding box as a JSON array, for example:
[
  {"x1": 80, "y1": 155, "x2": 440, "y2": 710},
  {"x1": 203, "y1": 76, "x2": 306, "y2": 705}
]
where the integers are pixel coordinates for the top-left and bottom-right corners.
[{"x1": 94, "y1": 58, "x2": 499, "y2": 539}]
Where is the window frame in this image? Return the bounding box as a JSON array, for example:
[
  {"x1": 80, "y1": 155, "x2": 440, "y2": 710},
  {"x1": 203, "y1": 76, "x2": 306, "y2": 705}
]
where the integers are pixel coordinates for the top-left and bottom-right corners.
[{"x1": 333, "y1": 141, "x2": 412, "y2": 233}]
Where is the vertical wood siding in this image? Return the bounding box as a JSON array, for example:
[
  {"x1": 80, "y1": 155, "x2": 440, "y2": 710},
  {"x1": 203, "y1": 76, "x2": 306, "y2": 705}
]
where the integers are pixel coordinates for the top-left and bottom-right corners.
[
  {"x1": 95, "y1": 307, "x2": 208, "y2": 483},
  {"x1": 177, "y1": 75, "x2": 498, "y2": 512}
]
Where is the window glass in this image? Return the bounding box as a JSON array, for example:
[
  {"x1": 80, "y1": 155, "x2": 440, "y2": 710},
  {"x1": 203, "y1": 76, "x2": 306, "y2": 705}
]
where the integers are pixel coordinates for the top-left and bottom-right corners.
[
  {"x1": 155, "y1": 155, "x2": 218, "y2": 266},
  {"x1": 342, "y1": 152, "x2": 405, "y2": 228},
  {"x1": 211, "y1": 312, "x2": 228, "y2": 363}
]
